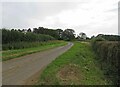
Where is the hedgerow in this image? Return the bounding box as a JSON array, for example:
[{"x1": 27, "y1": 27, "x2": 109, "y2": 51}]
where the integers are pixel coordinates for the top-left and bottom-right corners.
[{"x1": 92, "y1": 40, "x2": 120, "y2": 84}]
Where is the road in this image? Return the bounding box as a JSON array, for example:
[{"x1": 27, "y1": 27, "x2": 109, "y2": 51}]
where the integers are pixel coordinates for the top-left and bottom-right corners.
[{"x1": 2, "y1": 42, "x2": 73, "y2": 85}]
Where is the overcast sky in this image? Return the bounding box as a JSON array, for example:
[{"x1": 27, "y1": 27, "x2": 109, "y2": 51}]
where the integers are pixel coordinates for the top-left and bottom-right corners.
[{"x1": 1, "y1": 0, "x2": 119, "y2": 37}]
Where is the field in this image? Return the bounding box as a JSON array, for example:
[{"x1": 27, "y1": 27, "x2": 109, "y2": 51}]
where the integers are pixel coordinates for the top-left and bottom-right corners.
[
  {"x1": 37, "y1": 42, "x2": 111, "y2": 85},
  {"x1": 2, "y1": 40, "x2": 67, "y2": 61}
]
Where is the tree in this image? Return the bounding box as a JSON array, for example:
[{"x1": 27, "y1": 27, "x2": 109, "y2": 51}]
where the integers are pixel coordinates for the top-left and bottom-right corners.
[
  {"x1": 18, "y1": 29, "x2": 22, "y2": 32},
  {"x1": 91, "y1": 35, "x2": 95, "y2": 39},
  {"x1": 33, "y1": 28, "x2": 38, "y2": 34},
  {"x1": 22, "y1": 29, "x2": 27, "y2": 34},
  {"x1": 38, "y1": 27, "x2": 44, "y2": 34},
  {"x1": 56, "y1": 29, "x2": 63, "y2": 40},
  {"x1": 33, "y1": 27, "x2": 62, "y2": 39},
  {"x1": 62, "y1": 29, "x2": 75, "y2": 41},
  {"x1": 79, "y1": 32, "x2": 87, "y2": 40},
  {"x1": 27, "y1": 28, "x2": 32, "y2": 32}
]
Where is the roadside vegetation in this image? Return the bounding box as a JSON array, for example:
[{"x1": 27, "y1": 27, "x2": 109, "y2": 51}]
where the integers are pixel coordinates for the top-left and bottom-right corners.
[
  {"x1": 1, "y1": 28, "x2": 76, "y2": 61},
  {"x1": 37, "y1": 42, "x2": 110, "y2": 85},
  {"x1": 2, "y1": 28, "x2": 76, "y2": 51},
  {"x1": 91, "y1": 35, "x2": 120, "y2": 85},
  {"x1": 2, "y1": 29, "x2": 55, "y2": 50},
  {"x1": 2, "y1": 41, "x2": 67, "y2": 61}
]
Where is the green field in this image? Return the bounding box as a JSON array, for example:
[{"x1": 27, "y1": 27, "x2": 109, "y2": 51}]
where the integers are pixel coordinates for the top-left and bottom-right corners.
[
  {"x1": 2, "y1": 41, "x2": 67, "y2": 61},
  {"x1": 37, "y1": 42, "x2": 111, "y2": 85}
]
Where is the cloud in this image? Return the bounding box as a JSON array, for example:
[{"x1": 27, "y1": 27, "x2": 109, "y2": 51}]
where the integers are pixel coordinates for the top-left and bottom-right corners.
[
  {"x1": 2, "y1": 2, "x2": 80, "y2": 28},
  {"x1": 35, "y1": 0, "x2": 118, "y2": 37},
  {"x1": 1, "y1": 0, "x2": 119, "y2": 37}
]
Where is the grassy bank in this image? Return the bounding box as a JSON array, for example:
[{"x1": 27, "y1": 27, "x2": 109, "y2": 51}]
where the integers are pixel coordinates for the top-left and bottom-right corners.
[
  {"x1": 2, "y1": 40, "x2": 67, "y2": 61},
  {"x1": 37, "y1": 42, "x2": 110, "y2": 85}
]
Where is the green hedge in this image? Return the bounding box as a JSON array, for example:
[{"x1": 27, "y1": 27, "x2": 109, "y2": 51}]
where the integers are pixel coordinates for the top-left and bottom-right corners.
[
  {"x1": 92, "y1": 41, "x2": 120, "y2": 84},
  {"x1": 2, "y1": 29, "x2": 56, "y2": 50},
  {"x1": 2, "y1": 40, "x2": 61, "y2": 50},
  {"x1": 2, "y1": 29, "x2": 55, "y2": 44}
]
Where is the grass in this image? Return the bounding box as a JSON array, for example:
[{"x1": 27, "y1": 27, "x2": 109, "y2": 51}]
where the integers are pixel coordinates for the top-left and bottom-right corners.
[
  {"x1": 2, "y1": 40, "x2": 67, "y2": 61},
  {"x1": 36, "y1": 41, "x2": 111, "y2": 85}
]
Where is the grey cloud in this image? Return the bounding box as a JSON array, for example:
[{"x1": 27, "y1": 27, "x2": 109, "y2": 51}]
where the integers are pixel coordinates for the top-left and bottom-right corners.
[
  {"x1": 106, "y1": 8, "x2": 117, "y2": 12},
  {"x1": 2, "y1": 2, "x2": 79, "y2": 29}
]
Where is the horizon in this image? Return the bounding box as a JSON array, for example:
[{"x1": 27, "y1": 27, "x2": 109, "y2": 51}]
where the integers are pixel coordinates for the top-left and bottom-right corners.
[{"x1": 1, "y1": 27, "x2": 119, "y2": 38}]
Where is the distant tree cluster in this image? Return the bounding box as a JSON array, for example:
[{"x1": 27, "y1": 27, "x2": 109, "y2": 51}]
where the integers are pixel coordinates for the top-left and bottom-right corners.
[
  {"x1": 62, "y1": 29, "x2": 75, "y2": 41},
  {"x1": 32, "y1": 27, "x2": 75, "y2": 41},
  {"x1": 2, "y1": 27, "x2": 76, "y2": 44},
  {"x1": 33, "y1": 27, "x2": 60, "y2": 39}
]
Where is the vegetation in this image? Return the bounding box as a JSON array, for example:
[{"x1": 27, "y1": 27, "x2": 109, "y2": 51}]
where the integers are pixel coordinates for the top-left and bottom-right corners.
[
  {"x1": 2, "y1": 28, "x2": 76, "y2": 50},
  {"x1": 2, "y1": 29, "x2": 55, "y2": 44},
  {"x1": 2, "y1": 27, "x2": 76, "y2": 61},
  {"x1": 37, "y1": 42, "x2": 109, "y2": 85},
  {"x1": 2, "y1": 41, "x2": 67, "y2": 61},
  {"x1": 33, "y1": 27, "x2": 75, "y2": 41},
  {"x1": 62, "y1": 29, "x2": 75, "y2": 41},
  {"x1": 91, "y1": 40, "x2": 120, "y2": 85},
  {"x1": 95, "y1": 34, "x2": 120, "y2": 41},
  {"x1": 77, "y1": 32, "x2": 87, "y2": 40},
  {"x1": 33, "y1": 27, "x2": 60, "y2": 39}
]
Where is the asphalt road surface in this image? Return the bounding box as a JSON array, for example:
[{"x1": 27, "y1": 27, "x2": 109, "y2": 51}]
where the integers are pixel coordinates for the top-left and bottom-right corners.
[{"x1": 2, "y1": 42, "x2": 73, "y2": 85}]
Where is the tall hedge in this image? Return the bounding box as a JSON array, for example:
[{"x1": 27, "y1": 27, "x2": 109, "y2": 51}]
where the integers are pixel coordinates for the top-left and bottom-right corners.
[
  {"x1": 2, "y1": 29, "x2": 55, "y2": 50},
  {"x1": 2, "y1": 29, "x2": 55, "y2": 44},
  {"x1": 92, "y1": 41, "x2": 120, "y2": 84}
]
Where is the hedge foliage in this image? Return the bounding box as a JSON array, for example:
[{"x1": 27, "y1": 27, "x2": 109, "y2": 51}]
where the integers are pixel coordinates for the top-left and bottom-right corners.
[
  {"x1": 92, "y1": 40, "x2": 120, "y2": 84},
  {"x1": 98, "y1": 35, "x2": 120, "y2": 41},
  {"x1": 3, "y1": 41, "x2": 47, "y2": 50},
  {"x1": 2, "y1": 29, "x2": 55, "y2": 44},
  {"x1": 2, "y1": 29, "x2": 55, "y2": 50}
]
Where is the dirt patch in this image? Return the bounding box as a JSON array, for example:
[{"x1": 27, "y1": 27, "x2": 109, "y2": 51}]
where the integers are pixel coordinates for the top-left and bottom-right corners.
[{"x1": 57, "y1": 64, "x2": 82, "y2": 84}]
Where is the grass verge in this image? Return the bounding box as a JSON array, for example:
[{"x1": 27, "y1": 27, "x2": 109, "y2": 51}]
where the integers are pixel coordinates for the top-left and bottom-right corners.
[
  {"x1": 2, "y1": 40, "x2": 67, "y2": 61},
  {"x1": 37, "y1": 41, "x2": 111, "y2": 85}
]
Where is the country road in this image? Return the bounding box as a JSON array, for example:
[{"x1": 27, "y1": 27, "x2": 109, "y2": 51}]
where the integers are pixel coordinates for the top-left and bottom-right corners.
[{"x1": 2, "y1": 42, "x2": 73, "y2": 85}]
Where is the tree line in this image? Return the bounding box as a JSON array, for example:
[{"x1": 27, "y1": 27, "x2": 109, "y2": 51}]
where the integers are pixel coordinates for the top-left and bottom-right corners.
[
  {"x1": 2, "y1": 27, "x2": 76, "y2": 44},
  {"x1": 33, "y1": 27, "x2": 75, "y2": 40}
]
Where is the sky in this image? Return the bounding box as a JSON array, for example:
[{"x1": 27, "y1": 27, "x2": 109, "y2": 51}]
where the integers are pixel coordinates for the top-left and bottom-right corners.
[{"x1": 0, "y1": 0, "x2": 119, "y2": 37}]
